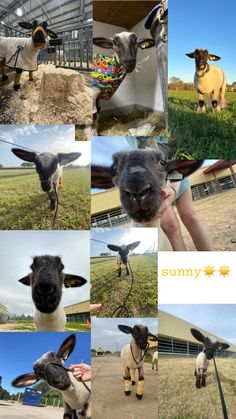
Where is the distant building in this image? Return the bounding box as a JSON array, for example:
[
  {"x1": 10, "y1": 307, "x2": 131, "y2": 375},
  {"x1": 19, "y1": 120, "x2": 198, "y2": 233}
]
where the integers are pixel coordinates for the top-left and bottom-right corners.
[
  {"x1": 0, "y1": 303, "x2": 8, "y2": 322},
  {"x1": 64, "y1": 300, "x2": 90, "y2": 323}
]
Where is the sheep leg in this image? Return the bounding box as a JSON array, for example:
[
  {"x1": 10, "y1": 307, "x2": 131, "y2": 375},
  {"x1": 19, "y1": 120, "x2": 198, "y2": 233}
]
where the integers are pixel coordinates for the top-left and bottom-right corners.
[
  {"x1": 118, "y1": 263, "x2": 122, "y2": 277},
  {"x1": 195, "y1": 368, "x2": 201, "y2": 388},
  {"x1": 47, "y1": 190, "x2": 56, "y2": 210},
  {"x1": 123, "y1": 366, "x2": 131, "y2": 395},
  {"x1": 210, "y1": 90, "x2": 221, "y2": 112},
  {"x1": 126, "y1": 265, "x2": 130, "y2": 275},
  {"x1": 130, "y1": 368, "x2": 136, "y2": 385},
  {"x1": 136, "y1": 366, "x2": 144, "y2": 400},
  {"x1": 201, "y1": 370, "x2": 207, "y2": 387},
  {"x1": 58, "y1": 176, "x2": 63, "y2": 189},
  {"x1": 14, "y1": 68, "x2": 22, "y2": 90},
  {"x1": 29, "y1": 71, "x2": 34, "y2": 81},
  {"x1": 0, "y1": 61, "x2": 8, "y2": 81},
  {"x1": 63, "y1": 402, "x2": 74, "y2": 419},
  {"x1": 197, "y1": 93, "x2": 206, "y2": 113},
  {"x1": 219, "y1": 76, "x2": 227, "y2": 109}
]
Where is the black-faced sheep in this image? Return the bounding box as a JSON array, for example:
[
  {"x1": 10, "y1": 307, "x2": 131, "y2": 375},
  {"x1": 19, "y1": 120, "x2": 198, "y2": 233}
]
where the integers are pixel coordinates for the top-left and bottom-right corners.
[{"x1": 107, "y1": 241, "x2": 140, "y2": 277}]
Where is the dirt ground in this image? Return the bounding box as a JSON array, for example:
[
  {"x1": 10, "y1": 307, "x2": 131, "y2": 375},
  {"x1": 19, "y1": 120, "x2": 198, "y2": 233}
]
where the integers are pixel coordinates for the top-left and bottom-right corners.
[
  {"x1": 175, "y1": 189, "x2": 236, "y2": 251},
  {"x1": 92, "y1": 355, "x2": 157, "y2": 419},
  {"x1": 0, "y1": 401, "x2": 62, "y2": 418},
  {"x1": 159, "y1": 357, "x2": 236, "y2": 419}
]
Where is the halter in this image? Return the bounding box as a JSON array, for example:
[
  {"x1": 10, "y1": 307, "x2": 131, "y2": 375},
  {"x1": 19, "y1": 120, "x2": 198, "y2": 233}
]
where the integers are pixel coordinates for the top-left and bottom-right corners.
[
  {"x1": 42, "y1": 361, "x2": 91, "y2": 394},
  {"x1": 130, "y1": 340, "x2": 149, "y2": 365},
  {"x1": 196, "y1": 63, "x2": 210, "y2": 78}
]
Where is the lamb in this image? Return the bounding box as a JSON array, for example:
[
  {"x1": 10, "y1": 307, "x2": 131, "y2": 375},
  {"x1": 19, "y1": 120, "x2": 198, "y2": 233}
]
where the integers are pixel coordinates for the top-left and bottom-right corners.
[
  {"x1": 12, "y1": 334, "x2": 91, "y2": 419},
  {"x1": 0, "y1": 20, "x2": 57, "y2": 90},
  {"x1": 92, "y1": 32, "x2": 155, "y2": 134},
  {"x1": 191, "y1": 328, "x2": 230, "y2": 388},
  {"x1": 152, "y1": 351, "x2": 158, "y2": 370},
  {"x1": 107, "y1": 241, "x2": 140, "y2": 277},
  {"x1": 118, "y1": 324, "x2": 157, "y2": 399},
  {"x1": 11, "y1": 148, "x2": 81, "y2": 210},
  {"x1": 186, "y1": 48, "x2": 226, "y2": 113},
  {"x1": 91, "y1": 149, "x2": 203, "y2": 250},
  {"x1": 18, "y1": 255, "x2": 87, "y2": 332}
]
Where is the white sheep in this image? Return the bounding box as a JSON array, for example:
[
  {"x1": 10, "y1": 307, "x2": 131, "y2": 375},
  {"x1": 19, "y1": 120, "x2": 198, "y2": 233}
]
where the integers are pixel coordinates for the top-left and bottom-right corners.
[
  {"x1": 118, "y1": 324, "x2": 157, "y2": 399},
  {"x1": 12, "y1": 334, "x2": 91, "y2": 418},
  {"x1": 152, "y1": 351, "x2": 158, "y2": 370},
  {"x1": 191, "y1": 328, "x2": 230, "y2": 388},
  {"x1": 18, "y1": 255, "x2": 87, "y2": 332},
  {"x1": 186, "y1": 48, "x2": 226, "y2": 113}
]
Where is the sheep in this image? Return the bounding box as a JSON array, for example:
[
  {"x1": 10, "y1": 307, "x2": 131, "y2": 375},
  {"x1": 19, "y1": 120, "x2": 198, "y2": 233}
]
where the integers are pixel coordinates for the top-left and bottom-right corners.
[
  {"x1": 91, "y1": 149, "x2": 203, "y2": 250},
  {"x1": 186, "y1": 48, "x2": 226, "y2": 113},
  {"x1": 107, "y1": 241, "x2": 140, "y2": 277},
  {"x1": 92, "y1": 32, "x2": 155, "y2": 135},
  {"x1": 152, "y1": 351, "x2": 158, "y2": 370},
  {"x1": 11, "y1": 148, "x2": 81, "y2": 210},
  {"x1": 0, "y1": 20, "x2": 57, "y2": 90},
  {"x1": 12, "y1": 334, "x2": 91, "y2": 419},
  {"x1": 191, "y1": 328, "x2": 230, "y2": 388},
  {"x1": 18, "y1": 255, "x2": 87, "y2": 332},
  {"x1": 118, "y1": 324, "x2": 157, "y2": 399}
]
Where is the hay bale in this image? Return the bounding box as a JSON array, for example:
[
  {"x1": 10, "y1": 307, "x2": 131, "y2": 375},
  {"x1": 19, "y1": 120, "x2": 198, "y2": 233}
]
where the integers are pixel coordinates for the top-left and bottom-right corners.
[{"x1": 39, "y1": 71, "x2": 86, "y2": 103}]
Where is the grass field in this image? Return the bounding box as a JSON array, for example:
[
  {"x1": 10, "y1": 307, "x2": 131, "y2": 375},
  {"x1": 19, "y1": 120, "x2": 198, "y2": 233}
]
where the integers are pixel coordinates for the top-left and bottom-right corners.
[
  {"x1": 0, "y1": 320, "x2": 90, "y2": 332},
  {"x1": 91, "y1": 254, "x2": 157, "y2": 317},
  {"x1": 168, "y1": 90, "x2": 236, "y2": 159},
  {"x1": 0, "y1": 168, "x2": 90, "y2": 230},
  {"x1": 159, "y1": 357, "x2": 236, "y2": 418}
]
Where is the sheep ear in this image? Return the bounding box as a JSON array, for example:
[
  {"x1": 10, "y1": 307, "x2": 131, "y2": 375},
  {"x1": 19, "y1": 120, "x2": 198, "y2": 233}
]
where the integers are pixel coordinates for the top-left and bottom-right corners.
[
  {"x1": 217, "y1": 342, "x2": 230, "y2": 351},
  {"x1": 91, "y1": 165, "x2": 115, "y2": 189},
  {"x1": 46, "y1": 29, "x2": 58, "y2": 39},
  {"x1": 209, "y1": 54, "x2": 221, "y2": 61},
  {"x1": 165, "y1": 160, "x2": 203, "y2": 179},
  {"x1": 186, "y1": 52, "x2": 195, "y2": 58},
  {"x1": 148, "y1": 333, "x2": 157, "y2": 342},
  {"x1": 57, "y1": 152, "x2": 81, "y2": 166},
  {"x1": 93, "y1": 37, "x2": 113, "y2": 48},
  {"x1": 107, "y1": 244, "x2": 121, "y2": 252},
  {"x1": 118, "y1": 325, "x2": 133, "y2": 334},
  {"x1": 137, "y1": 38, "x2": 155, "y2": 49},
  {"x1": 127, "y1": 241, "x2": 140, "y2": 251},
  {"x1": 18, "y1": 22, "x2": 33, "y2": 30},
  {"x1": 190, "y1": 328, "x2": 206, "y2": 343},
  {"x1": 11, "y1": 148, "x2": 36, "y2": 163},
  {"x1": 18, "y1": 275, "x2": 31, "y2": 286},
  {"x1": 12, "y1": 373, "x2": 39, "y2": 388},
  {"x1": 64, "y1": 274, "x2": 87, "y2": 288},
  {"x1": 57, "y1": 334, "x2": 76, "y2": 360}
]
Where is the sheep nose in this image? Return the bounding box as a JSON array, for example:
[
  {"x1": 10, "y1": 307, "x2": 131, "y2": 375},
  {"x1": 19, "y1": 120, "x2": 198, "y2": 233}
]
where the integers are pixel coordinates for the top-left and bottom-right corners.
[
  {"x1": 125, "y1": 185, "x2": 151, "y2": 201},
  {"x1": 124, "y1": 59, "x2": 136, "y2": 71},
  {"x1": 36, "y1": 283, "x2": 55, "y2": 295},
  {"x1": 41, "y1": 182, "x2": 51, "y2": 192}
]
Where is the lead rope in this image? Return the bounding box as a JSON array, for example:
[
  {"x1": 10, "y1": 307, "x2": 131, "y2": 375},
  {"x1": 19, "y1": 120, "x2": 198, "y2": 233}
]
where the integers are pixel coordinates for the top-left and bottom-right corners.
[
  {"x1": 213, "y1": 357, "x2": 228, "y2": 419},
  {"x1": 110, "y1": 259, "x2": 134, "y2": 317},
  {"x1": 52, "y1": 183, "x2": 59, "y2": 229},
  {"x1": 130, "y1": 342, "x2": 149, "y2": 365}
]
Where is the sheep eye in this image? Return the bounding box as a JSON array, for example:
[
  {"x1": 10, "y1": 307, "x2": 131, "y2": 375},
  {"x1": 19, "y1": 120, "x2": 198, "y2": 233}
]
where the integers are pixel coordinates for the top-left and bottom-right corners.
[
  {"x1": 160, "y1": 159, "x2": 166, "y2": 166},
  {"x1": 59, "y1": 263, "x2": 64, "y2": 271},
  {"x1": 31, "y1": 263, "x2": 36, "y2": 271}
]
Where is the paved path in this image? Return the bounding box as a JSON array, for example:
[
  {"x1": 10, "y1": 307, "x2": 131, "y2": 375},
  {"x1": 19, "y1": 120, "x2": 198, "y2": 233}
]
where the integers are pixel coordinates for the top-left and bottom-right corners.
[
  {"x1": 92, "y1": 355, "x2": 158, "y2": 419},
  {"x1": 0, "y1": 401, "x2": 62, "y2": 418}
]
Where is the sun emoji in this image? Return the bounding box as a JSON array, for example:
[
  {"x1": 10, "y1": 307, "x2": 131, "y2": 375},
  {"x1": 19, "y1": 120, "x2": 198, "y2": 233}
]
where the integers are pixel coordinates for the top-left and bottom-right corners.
[
  {"x1": 204, "y1": 266, "x2": 215, "y2": 277},
  {"x1": 219, "y1": 265, "x2": 230, "y2": 277}
]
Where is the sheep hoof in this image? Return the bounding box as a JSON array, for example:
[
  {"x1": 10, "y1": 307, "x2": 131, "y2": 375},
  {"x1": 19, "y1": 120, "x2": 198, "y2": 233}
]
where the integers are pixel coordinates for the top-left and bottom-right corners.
[
  {"x1": 50, "y1": 201, "x2": 56, "y2": 210},
  {"x1": 132, "y1": 381, "x2": 135, "y2": 386},
  {"x1": 124, "y1": 391, "x2": 131, "y2": 396},
  {"x1": 136, "y1": 393, "x2": 143, "y2": 400},
  {"x1": 13, "y1": 84, "x2": 20, "y2": 91},
  {"x1": 202, "y1": 378, "x2": 206, "y2": 387},
  {"x1": 2, "y1": 75, "x2": 8, "y2": 81}
]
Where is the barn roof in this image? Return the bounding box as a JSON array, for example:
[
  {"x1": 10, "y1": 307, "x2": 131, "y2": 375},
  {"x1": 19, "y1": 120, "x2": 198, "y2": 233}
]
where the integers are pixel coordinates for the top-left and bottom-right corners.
[{"x1": 203, "y1": 160, "x2": 236, "y2": 174}]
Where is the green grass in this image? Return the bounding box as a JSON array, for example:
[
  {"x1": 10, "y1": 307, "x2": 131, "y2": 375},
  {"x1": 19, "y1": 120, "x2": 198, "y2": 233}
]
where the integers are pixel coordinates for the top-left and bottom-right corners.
[
  {"x1": 91, "y1": 254, "x2": 157, "y2": 317},
  {"x1": 168, "y1": 90, "x2": 236, "y2": 158},
  {"x1": 6, "y1": 320, "x2": 90, "y2": 332},
  {"x1": 0, "y1": 168, "x2": 90, "y2": 229}
]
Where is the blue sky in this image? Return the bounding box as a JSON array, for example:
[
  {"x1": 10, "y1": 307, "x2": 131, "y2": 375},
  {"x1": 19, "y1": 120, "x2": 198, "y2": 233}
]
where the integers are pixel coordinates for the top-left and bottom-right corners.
[
  {"x1": 91, "y1": 318, "x2": 157, "y2": 352},
  {"x1": 0, "y1": 231, "x2": 90, "y2": 315},
  {"x1": 169, "y1": 0, "x2": 236, "y2": 84},
  {"x1": 159, "y1": 305, "x2": 236, "y2": 344},
  {"x1": 91, "y1": 228, "x2": 157, "y2": 257},
  {"x1": 0, "y1": 332, "x2": 90, "y2": 394},
  {"x1": 0, "y1": 125, "x2": 90, "y2": 167}
]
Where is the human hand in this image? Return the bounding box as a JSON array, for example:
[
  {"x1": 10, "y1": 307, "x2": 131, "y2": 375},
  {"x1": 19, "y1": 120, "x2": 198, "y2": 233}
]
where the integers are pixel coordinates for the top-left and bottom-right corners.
[
  {"x1": 69, "y1": 363, "x2": 91, "y2": 382},
  {"x1": 158, "y1": 186, "x2": 176, "y2": 217}
]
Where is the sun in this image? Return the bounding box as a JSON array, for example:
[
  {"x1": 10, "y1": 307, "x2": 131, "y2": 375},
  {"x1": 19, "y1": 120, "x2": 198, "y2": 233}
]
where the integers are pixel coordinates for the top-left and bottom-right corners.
[
  {"x1": 219, "y1": 265, "x2": 230, "y2": 277},
  {"x1": 204, "y1": 265, "x2": 215, "y2": 277}
]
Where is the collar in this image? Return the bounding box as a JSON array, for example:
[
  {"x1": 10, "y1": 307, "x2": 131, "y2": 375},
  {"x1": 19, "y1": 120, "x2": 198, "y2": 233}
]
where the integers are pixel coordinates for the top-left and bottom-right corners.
[{"x1": 196, "y1": 63, "x2": 210, "y2": 78}]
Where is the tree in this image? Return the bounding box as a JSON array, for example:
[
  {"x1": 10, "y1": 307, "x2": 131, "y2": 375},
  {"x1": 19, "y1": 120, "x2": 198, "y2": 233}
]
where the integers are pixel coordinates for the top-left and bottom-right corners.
[{"x1": 21, "y1": 162, "x2": 34, "y2": 168}]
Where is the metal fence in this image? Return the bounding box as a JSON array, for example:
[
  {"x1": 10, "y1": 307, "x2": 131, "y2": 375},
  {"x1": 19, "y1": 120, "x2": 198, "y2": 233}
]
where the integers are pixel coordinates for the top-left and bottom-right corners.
[
  {"x1": 91, "y1": 207, "x2": 129, "y2": 228},
  {"x1": 192, "y1": 175, "x2": 236, "y2": 200}
]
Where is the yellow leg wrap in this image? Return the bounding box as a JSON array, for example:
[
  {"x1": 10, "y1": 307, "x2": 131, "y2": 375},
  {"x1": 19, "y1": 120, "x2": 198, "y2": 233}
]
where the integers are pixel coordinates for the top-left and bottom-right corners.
[
  {"x1": 29, "y1": 71, "x2": 34, "y2": 81},
  {"x1": 136, "y1": 380, "x2": 144, "y2": 396},
  {"x1": 59, "y1": 177, "x2": 62, "y2": 188},
  {"x1": 124, "y1": 379, "x2": 131, "y2": 393},
  {"x1": 130, "y1": 369, "x2": 136, "y2": 383}
]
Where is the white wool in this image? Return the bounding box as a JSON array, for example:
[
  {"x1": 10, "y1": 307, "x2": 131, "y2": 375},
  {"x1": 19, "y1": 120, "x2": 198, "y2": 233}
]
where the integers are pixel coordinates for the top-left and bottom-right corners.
[
  {"x1": 60, "y1": 372, "x2": 91, "y2": 411},
  {"x1": 0, "y1": 36, "x2": 39, "y2": 71},
  {"x1": 34, "y1": 305, "x2": 66, "y2": 332},
  {"x1": 131, "y1": 219, "x2": 172, "y2": 251}
]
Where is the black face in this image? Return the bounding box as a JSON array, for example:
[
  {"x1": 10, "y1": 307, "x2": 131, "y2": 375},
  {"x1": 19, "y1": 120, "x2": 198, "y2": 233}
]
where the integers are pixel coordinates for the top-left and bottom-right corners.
[
  {"x1": 30, "y1": 256, "x2": 64, "y2": 313},
  {"x1": 34, "y1": 154, "x2": 59, "y2": 192},
  {"x1": 119, "y1": 246, "x2": 129, "y2": 264},
  {"x1": 33, "y1": 352, "x2": 71, "y2": 391},
  {"x1": 113, "y1": 33, "x2": 138, "y2": 73},
  {"x1": 112, "y1": 150, "x2": 167, "y2": 223},
  {"x1": 194, "y1": 48, "x2": 209, "y2": 70},
  {"x1": 132, "y1": 325, "x2": 149, "y2": 350},
  {"x1": 32, "y1": 20, "x2": 48, "y2": 47}
]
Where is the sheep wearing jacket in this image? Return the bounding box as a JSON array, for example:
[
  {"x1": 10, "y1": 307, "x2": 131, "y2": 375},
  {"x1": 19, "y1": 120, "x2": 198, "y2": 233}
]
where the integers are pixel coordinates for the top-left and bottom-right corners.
[
  {"x1": 92, "y1": 32, "x2": 155, "y2": 134},
  {"x1": 11, "y1": 148, "x2": 81, "y2": 210},
  {"x1": 18, "y1": 255, "x2": 87, "y2": 332},
  {"x1": 107, "y1": 241, "x2": 140, "y2": 277},
  {"x1": 118, "y1": 324, "x2": 157, "y2": 399},
  {"x1": 0, "y1": 20, "x2": 57, "y2": 90},
  {"x1": 12, "y1": 334, "x2": 91, "y2": 419},
  {"x1": 186, "y1": 48, "x2": 226, "y2": 113},
  {"x1": 191, "y1": 328, "x2": 230, "y2": 388},
  {"x1": 91, "y1": 149, "x2": 203, "y2": 250}
]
